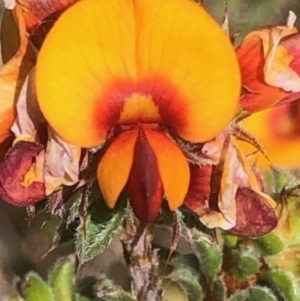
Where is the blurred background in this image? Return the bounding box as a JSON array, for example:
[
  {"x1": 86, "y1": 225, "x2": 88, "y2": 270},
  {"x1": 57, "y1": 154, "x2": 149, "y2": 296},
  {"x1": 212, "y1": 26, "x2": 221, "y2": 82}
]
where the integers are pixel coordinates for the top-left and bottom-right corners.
[{"x1": 0, "y1": 0, "x2": 300, "y2": 296}]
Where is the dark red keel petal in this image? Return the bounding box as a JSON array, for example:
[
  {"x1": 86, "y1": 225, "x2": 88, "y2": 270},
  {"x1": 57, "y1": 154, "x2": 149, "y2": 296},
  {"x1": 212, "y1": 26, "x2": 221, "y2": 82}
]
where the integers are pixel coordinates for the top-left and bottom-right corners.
[
  {"x1": 126, "y1": 127, "x2": 163, "y2": 223},
  {"x1": 229, "y1": 187, "x2": 278, "y2": 237}
]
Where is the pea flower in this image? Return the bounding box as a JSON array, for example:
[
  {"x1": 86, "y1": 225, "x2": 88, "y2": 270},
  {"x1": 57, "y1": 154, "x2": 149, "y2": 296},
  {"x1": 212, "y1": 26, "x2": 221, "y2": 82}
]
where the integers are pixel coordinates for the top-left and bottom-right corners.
[
  {"x1": 36, "y1": 0, "x2": 240, "y2": 222},
  {"x1": 237, "y1": 11, "x2": 300, "y2": 114}
]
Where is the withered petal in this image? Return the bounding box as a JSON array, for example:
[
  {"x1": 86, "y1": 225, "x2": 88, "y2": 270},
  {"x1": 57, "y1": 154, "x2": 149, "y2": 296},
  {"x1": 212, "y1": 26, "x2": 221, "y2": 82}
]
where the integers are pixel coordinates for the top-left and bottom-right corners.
[
  {"x1": 229, "y1": 187, "x2": 278, "y2": 237},
  {"x1": 0, "y1": 141, "x2": 45, "y2": 206},
  {"x1": 184, "y1": 163, "x2": 212, "y2": 217},
  {"x1": 281, "y1": 32, "x2": 300, "y2": 76},
  {"x1": 18, "y1": 0, "x2": 78, "y2": 49}
]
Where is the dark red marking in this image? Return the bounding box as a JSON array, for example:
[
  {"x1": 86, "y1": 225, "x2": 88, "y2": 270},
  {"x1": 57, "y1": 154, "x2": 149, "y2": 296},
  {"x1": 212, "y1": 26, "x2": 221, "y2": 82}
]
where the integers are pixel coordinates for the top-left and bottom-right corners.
[{"x1": 125, "y1": 127, "x2": 164, "y2": 223}]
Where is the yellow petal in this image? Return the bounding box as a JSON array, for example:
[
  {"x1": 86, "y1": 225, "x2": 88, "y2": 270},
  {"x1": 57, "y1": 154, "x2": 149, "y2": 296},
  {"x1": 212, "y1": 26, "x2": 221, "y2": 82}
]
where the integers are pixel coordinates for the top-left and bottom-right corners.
[
  {"x1": 97, "y1": 128, "x2": 138, "y2": 208},
  {"x1": 36, "y1": 0, "x2": 136, "y2": 147},
  {"x1": 37, "y1": 0, "x2": 240, "y2": 149},
  {"x1": 135, "y1": 0, "x2": 240, "y2": 142}
]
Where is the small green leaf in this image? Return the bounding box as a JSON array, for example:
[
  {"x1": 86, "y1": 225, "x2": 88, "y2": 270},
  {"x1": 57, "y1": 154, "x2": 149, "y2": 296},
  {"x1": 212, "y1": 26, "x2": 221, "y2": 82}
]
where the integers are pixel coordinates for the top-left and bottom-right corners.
[
  {"x1": 48, "y1": 256, "x2": 75, "y2": 301},
  {"x1": 229, "y1": 286, "x2": 277, "y2": 301},
  {"x1": 248, "y1": 286, "x2": 278, "y2": 301},
  {"x1": 223, "y1": 232, "x2": 238, "y2": 248},
  {"x1": 99, "y1": 292, "x2": 136, "y2": 301},
  {"x1": 194, "y1": 239, "x2": 222, "y2": 280},
  {"x1": 272, "y1": 168, "x2": 298, "y2": 195},
  {"x1": 76, "y1": 207, "x2": 124, "y2": 264},
  {"x1": 21, "y1": 272, "x2": 55, "y2": 301},
  {"x1": 230, "y1": 246, "x2": 260, "y2": 280},
  {"x1": 94, "y1": 278, "x2": 136, "y2": 301},
  {"x1": 162, "y1": 281, "x2": 189, "y2": 301},
  {"x1": 228, "y1": 289, "x2": 249, "y2": 301},
  {"x1": 167, "y1": 267, "x2": 203, "y2": 301},
  {"x1": 75, "y1": 186, "x2": 125, "y2": 264},
  {"x1": 254, "y1": 232, "x2": 284, "y2": 255},
  {"x1": 212, "y1": 278, "x2": 227, "y2": 301},
  {"x1": 260, "y1": 270, "x2": 300, "y2": 301}
]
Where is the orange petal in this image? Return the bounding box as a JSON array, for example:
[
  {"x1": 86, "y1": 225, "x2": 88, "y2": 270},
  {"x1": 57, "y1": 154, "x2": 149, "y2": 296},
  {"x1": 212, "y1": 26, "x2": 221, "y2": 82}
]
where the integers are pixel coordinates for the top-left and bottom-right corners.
[
  {"x1": 37, "y1": 0, "x2": 240, "y2": 148},
  {"x1": 238, "y1": 103, "x2": 300, "y2": 169},
  {"x1": 237, "y1": 31, "x2": 288, "y2": 113},
  {"x1": 236, "y1": 17, "x2": 298, "y2": 113},
  {"x1": 36, "y1": 0, "x2": 137, "y2": 148},
  {"x1": 0, "y1": 5, "x2": 35, "y2": 144},
  {"x1": 135, "y1": 0, "x2": 240, "y2": 142},
  {"x1": 97, "y1": 128, "x2": 138, "y2": 209},
  {"x1": 144, "y1": 128, "x2": 190, "y2": 211}
]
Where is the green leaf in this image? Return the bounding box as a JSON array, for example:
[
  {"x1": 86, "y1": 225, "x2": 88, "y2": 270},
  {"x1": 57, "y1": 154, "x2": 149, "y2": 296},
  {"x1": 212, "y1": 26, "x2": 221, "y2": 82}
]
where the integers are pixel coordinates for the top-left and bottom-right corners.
[
  {"x1": 229, "y1": 286, "x2": 277, "y2": 301},
  {"x1": 99, "y1": 292, "x2": 136, "y2": 301},
  {"x1": 212, "y1": 278, "x2": 227, "y2": 301},
  {"x1": 272, "y1": 168, "x2": 298, "y2": 195},
  {"x1": 223, "y1": 232, "x2": 238, "y2": 248},
  {"x1": 193, "y1": 238, "x2": 222, "y2": 280},
  {"x1": 162, "y1": 281, "x2": 189, "y2": 301},
  {"x1": 76, "y1": 207, "x2": 124, "y2": 264},
  {"x1": 254, "y1": 232, "x2": 284, "y2": 255},
  {"x1": 248, "y1": 286, "x2": 278, "y2": 301},
  {"x1": 94, "y1": 277, "x2": 136, "y2": 301},
  {"x1": 75, "y1": 185, "x2": 125, "y2": 264},
  {"x1": 260, "y1": 270, "x2": 300, "y2": 301},
  {"x1": 230, "y1": 246, "x2": 260, "y2": 280},
  {"x1": 167, "y1": 267, "x2": 203, "y2": 301},
  {"x1": 21, "y1": 272, "x2": 55, "y2": 301},
  {"x1": 48, "y1": 256, "x2": 75, "y2": 301}
]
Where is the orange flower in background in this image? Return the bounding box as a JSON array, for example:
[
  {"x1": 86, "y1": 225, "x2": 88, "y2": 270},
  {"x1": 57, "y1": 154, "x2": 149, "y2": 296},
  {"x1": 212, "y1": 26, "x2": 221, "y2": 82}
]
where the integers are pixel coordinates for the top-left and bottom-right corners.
[
  {"x1": 238, "y1": 101, "x2": 300, "y2": 170},
  {"x1": 237, "y1": 11, "x2": 300, "y2": 114},
  {"x1": 36, "y1": 0, "x2": 240, "y2": 222}
]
